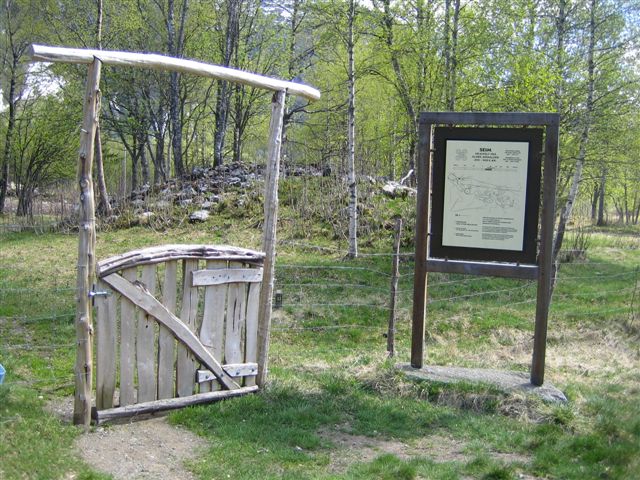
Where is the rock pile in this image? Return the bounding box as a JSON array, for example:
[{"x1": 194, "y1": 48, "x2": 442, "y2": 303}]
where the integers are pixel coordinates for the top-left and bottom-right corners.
[{"x1": 123, "y1": 162, "x2": 262, "y2": 222}]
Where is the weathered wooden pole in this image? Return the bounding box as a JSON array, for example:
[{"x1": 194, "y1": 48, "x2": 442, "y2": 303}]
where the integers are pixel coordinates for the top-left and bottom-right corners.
[
  {"x1": 387, "y1": 217, "x2": 403, "y2": 356},
  {"x1": 257, "y1": 90, "x2": 286, "y2": 387},
  {"x1": 531, "y1": 121, "x2": 560, "y2": 386},
  {"x1": 74, "y1": 59, "x2": 102, "y2": 428},
  {"x1": 411, "y1": 121, "x2": 432, "y2": 368},
  {"x1": 29, "y1": 45, "x2": 320, "y2": 102}
]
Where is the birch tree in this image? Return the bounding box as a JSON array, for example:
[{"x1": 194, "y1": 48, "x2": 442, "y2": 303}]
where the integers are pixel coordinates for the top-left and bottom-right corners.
[
  {"x1": 346, "y1": 0, "x2": 357, "y2": 258},
  {"x1": 0, "y1": 0, "x2": 32, "y2": 213},
  {"x1": 213, "y1": 0, "x2": 240, "y2": 167},
  {"x1": 552, "y1": 0, "x2": 638, "y2": 264}
]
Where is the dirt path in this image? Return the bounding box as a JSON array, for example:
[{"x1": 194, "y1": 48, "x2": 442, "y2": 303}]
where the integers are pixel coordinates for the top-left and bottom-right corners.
[
  {"x1": 47, "y1": 397, "x2": 206, "y2": 480},
  {"x1": 76, "y1": 417, "x2": 205, "y2": 480}
]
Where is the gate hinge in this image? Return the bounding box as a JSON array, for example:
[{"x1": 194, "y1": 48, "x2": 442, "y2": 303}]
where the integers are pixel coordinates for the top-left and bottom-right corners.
[
  {"x1": 88, "y1": 290, "x2": 111, "y2": 298},
  {"x1": 89, "y1": 286, "x2": 112, "y2": 306}
]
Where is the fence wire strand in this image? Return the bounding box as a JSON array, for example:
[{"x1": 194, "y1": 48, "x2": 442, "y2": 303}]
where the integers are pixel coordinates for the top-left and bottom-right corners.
[{"x1": 1, "y1": 242, "x2": 638, "y2": 393}]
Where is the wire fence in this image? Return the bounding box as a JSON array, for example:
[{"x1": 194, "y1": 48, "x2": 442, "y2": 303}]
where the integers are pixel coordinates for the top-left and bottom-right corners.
[{"x1": 1, "y1": 242, "x2": 638, "y2": 392}]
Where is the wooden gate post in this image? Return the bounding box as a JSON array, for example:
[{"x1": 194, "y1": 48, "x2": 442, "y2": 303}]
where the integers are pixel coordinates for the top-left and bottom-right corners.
[
  {"x1": 257, "y1": 90, "x2": 287, "y2": 387},
  {"x1": 74, "y1": 59, "x2": 102, "y2": 428}
]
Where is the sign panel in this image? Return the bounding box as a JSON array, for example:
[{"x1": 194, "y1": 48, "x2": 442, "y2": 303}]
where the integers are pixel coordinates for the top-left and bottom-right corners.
[{"x1": 431, "y1": 128, "x2": 542, "y2": 264}]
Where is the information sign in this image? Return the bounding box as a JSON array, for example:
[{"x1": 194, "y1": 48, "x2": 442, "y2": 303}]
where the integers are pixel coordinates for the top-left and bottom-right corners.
[{"x1": 430, "y1": 127, "x2": 542, "y2": 264}]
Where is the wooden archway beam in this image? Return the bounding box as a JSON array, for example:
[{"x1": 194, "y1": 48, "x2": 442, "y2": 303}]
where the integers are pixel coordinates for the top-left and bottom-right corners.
[{"x1": 29, "y1": 44, "x2": 321, "y2": 102}]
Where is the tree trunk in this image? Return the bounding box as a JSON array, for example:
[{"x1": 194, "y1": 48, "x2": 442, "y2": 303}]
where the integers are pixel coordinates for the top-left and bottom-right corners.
[
  {"x1": 16, "y1": 186, "x2": 33, "y2": 218},
  {"x1": 381, "y1": 0, "x2": 417, "y2": 176},
  {"x1": 153, "y1": 134, "x2": 167, "y2": 184},
  {"x1": 213, "y1": 0, "x2": 241, "y2": 167},
  {"x1": 131, "y1": 136, "x2": 139, "y2": 192},
  {"x1": 280, "y1": 0, "x2": 301, "y2": 172},
  {"x1": 0, "y1": 53, "x2": 18, "y2": 214},
  {"x1": 93, "y1": 0, "x2": 111, "y2": 216},
  {"x1": 141, "y1": 136, "x2": 150, "y2": 187},
  {"x1": 444, "y1": 0, "x2": 451, "y2": 105},
  {"x1": 169, "y1": 71, "x2": 183, "y2": 176},
  {"x1": 233, "y1": 117, "x2": 242, "y2": 163},
  {"x1": 167, "y1": 0, "x2": 188, "y2": 177},
  {"x1": 95, "y1": 125, "x2": 112, "y2": 216},
  {"x1": 447, "y1": 0, "x2": 460, "y2": 111},
  {"x1": 213, "y1": 82, "x2": 231, "y2": 167},
  {"x1": 232, "y1": 83, "x2": 243, "y2": 163},
  {"x1": 347, "y1": 0, "x2": 358, "y2": 259},
  {"x1": 597, "y1": 167, "x2": 606, "y2": 226},
  {"x1": 591, "y1": 184, "x2": 599, "y2": 221},
  {"x1": 552, "y1": 0, "x2": 596, "y2": 274}
]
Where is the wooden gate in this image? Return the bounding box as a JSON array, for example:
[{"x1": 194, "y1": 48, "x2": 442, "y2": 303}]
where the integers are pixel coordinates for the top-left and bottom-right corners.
[{"x1": 92, "y1": 244, "x2": 264, "y2": 423}]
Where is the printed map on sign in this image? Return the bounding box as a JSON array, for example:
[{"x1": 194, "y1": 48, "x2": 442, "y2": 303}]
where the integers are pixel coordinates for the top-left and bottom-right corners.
[{"x1": 442, "y1": 140, "x2": 529, "y2": 251}]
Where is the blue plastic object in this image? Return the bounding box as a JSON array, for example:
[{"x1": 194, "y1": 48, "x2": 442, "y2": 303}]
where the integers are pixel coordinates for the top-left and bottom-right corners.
[{"x1": 0, "y1": 364, "x2": 5, "y2": 384}]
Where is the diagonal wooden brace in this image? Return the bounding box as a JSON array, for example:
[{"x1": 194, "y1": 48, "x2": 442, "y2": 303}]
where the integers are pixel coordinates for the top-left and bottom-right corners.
[{"x1": 102, "y1": 273, "x2": 241, "y2": 390}]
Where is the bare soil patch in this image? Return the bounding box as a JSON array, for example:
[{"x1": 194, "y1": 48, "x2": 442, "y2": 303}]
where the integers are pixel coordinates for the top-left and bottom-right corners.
[
  {"x1": 319, "y1": 428, "x2": 530, "y2": 474},
  {"x1": 47, "y1": 397, "x2": 206, "y2": 480}
]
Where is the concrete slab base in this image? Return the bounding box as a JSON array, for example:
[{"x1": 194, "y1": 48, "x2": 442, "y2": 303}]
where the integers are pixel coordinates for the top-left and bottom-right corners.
[{"x1": 397, "y1": 363, "x2": 567, "y2": 403}]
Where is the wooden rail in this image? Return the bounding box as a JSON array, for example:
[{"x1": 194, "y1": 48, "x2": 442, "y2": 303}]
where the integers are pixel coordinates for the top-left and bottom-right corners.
[{"x1": 28, "y1": 44, "x2": 321, "y2": 101}]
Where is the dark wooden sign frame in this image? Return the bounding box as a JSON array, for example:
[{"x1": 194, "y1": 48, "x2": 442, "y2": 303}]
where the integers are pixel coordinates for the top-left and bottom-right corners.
[
  {"x1": 411, "y1": 112, "x2": 559, "y2": 387},
  {"x1": 430, "y1": 127, "x2": 543, "y2": 265}
]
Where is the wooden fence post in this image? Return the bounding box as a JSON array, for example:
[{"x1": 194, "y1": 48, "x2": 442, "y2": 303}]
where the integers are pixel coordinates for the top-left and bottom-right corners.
[
  {"x1": 387, "y1": 217, "x2": 402, "y2": 356},
  {"x1": 257, "y1": 90, "x2": 286, "y2": 387},
  {"x1": 74, "y1": 59, "x2": 102, "y2": 428}
]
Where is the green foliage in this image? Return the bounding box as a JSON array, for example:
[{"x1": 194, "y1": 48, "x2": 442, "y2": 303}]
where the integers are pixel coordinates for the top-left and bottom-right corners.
[{"x1": 529, "y1": 394, "x2": 640, "y2": 479}]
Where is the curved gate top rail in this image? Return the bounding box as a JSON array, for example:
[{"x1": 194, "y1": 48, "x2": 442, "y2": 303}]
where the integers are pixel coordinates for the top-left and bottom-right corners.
[{"x1": 98, "y1": 244, "x2": 265, "y2": 277}]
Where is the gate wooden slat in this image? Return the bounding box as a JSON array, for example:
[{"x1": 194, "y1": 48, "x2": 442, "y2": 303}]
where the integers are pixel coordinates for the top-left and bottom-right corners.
[
  {"x1": 200, "y1": 260, "x2": 227, "y2": 393},
  {"x1": 197, "y1": 363, "x2": 258, "y2": 382},
  {"x1": 96, "y1": 280, "x2": 116, "y2": 409},
  {"x1": 137, "y1": 265, "x2": 157, "y2": 402},
  {"x1": 225, "y1": 263, "x2": 245, "y2": 373},
  {"x1": 192, "y1": 268, "x2": 263, "y2": 286},
  {"x1": 102, "y1": 272, "x2": 240, "y2": 390},
  {"x1": 158, "y1": 260, "x2": 177, "y2": 399},
  {"x1": 120, "y1": 268, "x2": 137, "y2": 406},
  {"x1": 244, "y1": 280, "x2": 261, "y2": 387},
  {"x1": 177, "y1": 259, "x2": 199, "y2": 397}
]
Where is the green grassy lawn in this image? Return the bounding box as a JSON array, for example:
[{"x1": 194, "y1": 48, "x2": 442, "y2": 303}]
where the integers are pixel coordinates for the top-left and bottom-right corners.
[{"x1": 0, "y1": 218, "x2": 639, "y2": 479}]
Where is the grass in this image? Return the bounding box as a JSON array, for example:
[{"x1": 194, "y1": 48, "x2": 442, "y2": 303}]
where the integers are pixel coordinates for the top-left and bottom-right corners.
[
  {"x1": 0, "y1": 384, "x2": 110, "y2": 479},
  {"x1": 0, "y1": 207, "x2": 639, "y2": 479}
]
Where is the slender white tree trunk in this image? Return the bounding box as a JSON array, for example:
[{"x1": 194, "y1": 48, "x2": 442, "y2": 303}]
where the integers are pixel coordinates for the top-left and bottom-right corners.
[
  {"x1": 552, "y1": 0, "x2": 596, "y2": 272},
  {"x1": 347, "y1": 0, "x2": 358, "y2": 259}
]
